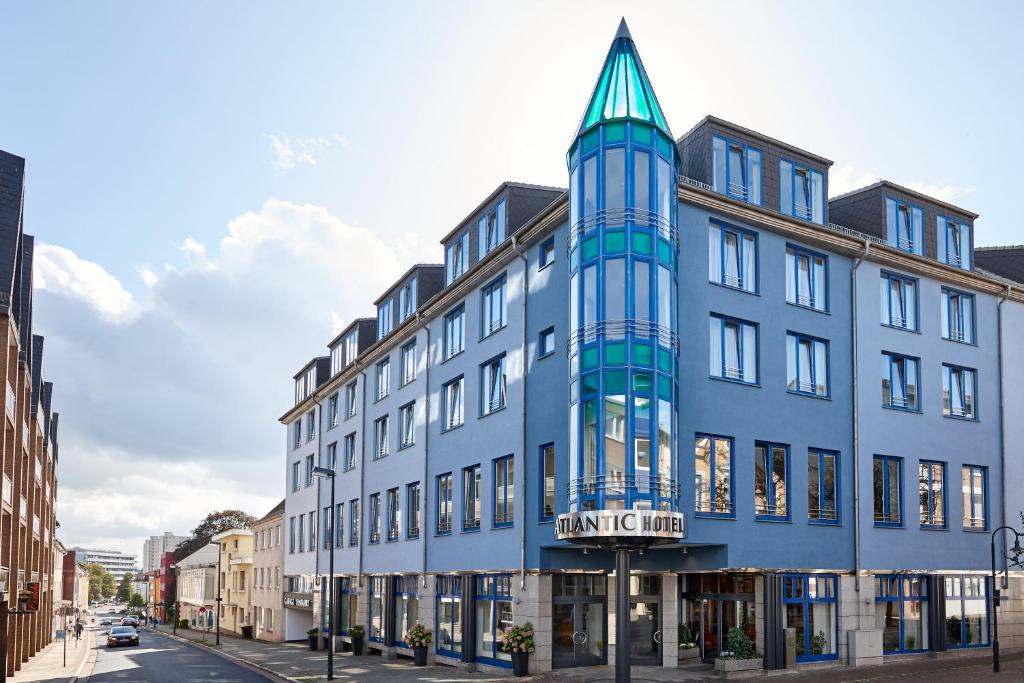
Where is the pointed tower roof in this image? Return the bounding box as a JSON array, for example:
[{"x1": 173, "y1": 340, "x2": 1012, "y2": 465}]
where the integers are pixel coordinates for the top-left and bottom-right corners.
[{"x1": 576, "y1": 19, "x2": 672, "y2": 139}]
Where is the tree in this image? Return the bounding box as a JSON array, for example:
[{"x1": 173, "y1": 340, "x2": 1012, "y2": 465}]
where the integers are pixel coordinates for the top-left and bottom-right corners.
[
  {"x1": 85, "y1": 563, "x2": 109, "y2": 602},
  {"x1": 117, "y1": 573, "x2": 134, "y2": 602},
  {"x1": 174, "y1": 509, "x2": 257, "y2": 561},
  {"x1": 100, "y1": 572, "x2": 116, "y2": 599},
  {"x1": 128, "y1": 593, "x2": 144, "y2": 610}
]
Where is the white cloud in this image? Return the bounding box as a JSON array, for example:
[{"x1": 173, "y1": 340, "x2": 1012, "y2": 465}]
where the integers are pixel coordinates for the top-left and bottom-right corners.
[
  {"x1": 34, "y1": 199, "x2": 412, "y2": 553},
  {"x1": 266, "y1": 133, "x2": 350, "y2": 172},
  {"x1": 828, "y1": 165, "x2": 879, "y2": 198},
  {"x1": 903, "y1": 181, "x2": 975, "y2": 205},
  {"x1": 179, "y1": 236, "x2": 207, "y2": 261}
]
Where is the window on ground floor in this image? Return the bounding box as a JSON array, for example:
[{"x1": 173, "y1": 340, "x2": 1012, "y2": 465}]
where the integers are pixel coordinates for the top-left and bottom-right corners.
[
  {"x1": 783, "y1": 574, "x2": 838, "y2": 661},
  {"x1": 338, "y1": 578, "x2": 356, "y2": 635},
  {"x1": 394, "y1": 576, "x2": 418, "y2": 647},
  {"x1": 875, "y1": 575, "x2": 928, "y2": 653},
  {"x1": 475, "y1": 575, "x2": 513, "y2": 666},
  {"x1": 436, "y1": 575, "x2": 462, "y2": 657},
  {"x1": 368, "y1": 577, "x2": 385, "y2": 643},
  {"x1": 944, "y1": 576, "x2": 989, "y2": 648}
]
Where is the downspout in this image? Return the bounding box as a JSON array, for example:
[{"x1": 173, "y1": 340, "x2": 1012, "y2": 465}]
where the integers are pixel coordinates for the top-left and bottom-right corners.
[
  {"x1": 851, "y1": 240, "x2": 870, "y2": 592},
  {"x1": 314, "y1": 395, "x2": 323, "y2": 614},
  {"x1": 512, "y1": 235, "x2": 528, "y2": 590},
  {"x1": 417, "y1": 313, "x2": 431, "y2": 589},
  {"x1": 998, "y1": 285, "x2": 1013, "y2": 581},
  {"x1": 357, "y1": 364, "x2": 367, "y2": 590}
]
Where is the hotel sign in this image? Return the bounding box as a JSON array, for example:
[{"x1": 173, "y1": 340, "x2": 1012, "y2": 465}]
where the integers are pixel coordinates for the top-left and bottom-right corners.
[
  {"x1": 556, "y1": 509, "x2": 685, "y2": 544},
  {"x1": 283, "y1": 592, "x2": 313, "y2": 610}
]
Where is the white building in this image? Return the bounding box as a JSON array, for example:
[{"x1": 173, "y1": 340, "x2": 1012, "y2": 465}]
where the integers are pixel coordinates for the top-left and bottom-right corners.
[
  {"x1": 176, "y1": 544, "x2": 219, "y2": 630},
  {"x1": 71, "y1": 547, "x2": 138, "y2": 581},
  {"x1": 143, "y1": 532, "x2": 187, "y2": 572}
]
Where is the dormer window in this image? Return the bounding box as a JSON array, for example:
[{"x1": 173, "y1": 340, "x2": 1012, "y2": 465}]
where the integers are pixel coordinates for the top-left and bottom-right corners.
[
  {"x1": 344, "y1": 331, "x2": 358, "y2": 366},
  {"x1": 478, "y1": 199, "x2": 507, "y2": 259},
  {"x1": 377, "y1": 300, "x2": 393, "y2": 340},
  {"x1": 885, "y1": 198, "x2": 923, "y2": 255},
  {"x1": 938, "y1": 217, "x2": 972, "y2": 270},
  {"x1": 712, "y1": 136, "x2": 762, "y2": 205},
  {"x1": 780, "y1": 160, "x2": 824, "y2": 224},
  {"x1": 398, "y1": 279, "x2": 417, "y2": 322},
  {"x1": 446, "y1": 233, "x2": 469, "y2": 285},
  {"x1": 330, "y1": 345, "x2": 343, "y2": 375}
]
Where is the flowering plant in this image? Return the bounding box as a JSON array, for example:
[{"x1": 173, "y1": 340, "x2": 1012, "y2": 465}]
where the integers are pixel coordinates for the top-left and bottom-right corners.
[
  {"x1": 499, "y1": 622, "x2": 536, "y2": 654},
  {"x1": 405, "y1": 623, "x2": 432, "y2": 648},
  {"x1": 347, "y1": 624, "x2": 365, "y2": 638}
]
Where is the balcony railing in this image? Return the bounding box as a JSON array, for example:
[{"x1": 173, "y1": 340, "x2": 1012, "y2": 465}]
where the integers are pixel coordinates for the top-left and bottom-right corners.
[
  {"x1": 875, "y1": 511, "x2": 902, "y2": 525},
  {"x1": 809, "y1": 507, "x2": 838, "y2": 521},
  {"x1": 567, "y1": 320, "x2": 679, "y2": 356},
  {"x1": 32, "y1": 514, "x2": 40, "y2": 536},
  {"x1": 755, "y1": 503, "x2": 788, "y2": 517},
  {"x1": 2, "y1": 474, "x2": 11, "y2": 508},
  {"x1": 567, "y1": 475, "x2": 680, "y2": 501},
  {"x1": 889, "y1": 396, "x2": 910, "y2": 409},
  {"x1": 964, "y1": 516, "x2": 986, "y2": 529},
  {"x1": 19, "y1": 495, "x2": 27, "y2": 521},
  {"x1": 5, "y1": 382, "x2": 14, "y2": 421},
  {"x1": 568, "y1": 207, "x2": 675, "y2": 253},
  {"x1": 696, "y1": 500, "x2": 734, "y2": 515}
]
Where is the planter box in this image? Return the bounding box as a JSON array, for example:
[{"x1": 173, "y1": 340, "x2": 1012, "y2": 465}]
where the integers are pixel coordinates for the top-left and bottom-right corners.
[
  {"x1": 715, "y1": 657, "x2": 762, "y2": 679},
  {"x1": 678, "y1": 646, "x2": 700, "y2": 661}
]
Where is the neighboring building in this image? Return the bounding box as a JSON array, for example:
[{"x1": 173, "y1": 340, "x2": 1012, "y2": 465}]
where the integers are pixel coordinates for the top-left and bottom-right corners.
[
  {"x1": 51, "y1": 540, "x2": 68, "y2": 636},
  {"x1": 176, "y1": 544, "x2": 218, "y2": 630},
  {"x1": 252, "y1": 500, "x2": 285, "y2": 641},
  {"x1": 0, "y1": 149, "x2": 63, "y2": 677},
  {"x1": 74, "y1": 564, "x2": 89, "y2": 613},
  {"x1": 278, "y1": 20, "x2": 1024, "y2": 675},
  {"x1": 213, "y1": 528, "x2": 253, "y2": 636},
  {"x1": 142, "y1": 532, "x2": 187, "y2": 573},
  {"x1": 69, "y1": 547, "x2": 138, "y2": 581}
]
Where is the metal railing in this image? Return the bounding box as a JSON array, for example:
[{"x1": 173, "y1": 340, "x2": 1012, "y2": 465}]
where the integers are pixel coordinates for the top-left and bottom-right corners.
[
  {"x1": 727, "y1": 182, "x2": 749, "y2": 201},
  {"x1": 921, "y1": 513, "x2": 945, "y2": 526},
  {"x1": 567, "y1": 320, "x2": 679, "y2": 356},
  {"x1": 897, "y1": 237, "x2": 915, "y2": 252},
  {"x1": 567, "y1": 208, "x2": 676, "y2": 254},
  {"x1": 484, "y1": 396, "x2": 504, "y2": 414},
  {"x1": 755, "y1": 503, "x2": 788, "y2": 517},
  {"x1": 1, "y1": 474, "x2": 11, "y2": 508},
  {"x1": 723, "y1": 366, "x2": 742, "y2": 380},
  {"x1": 809, "y1": 507, "x2": 838, "y2": 521},
  {"x1": 964, "y1": 516, "x2": 986, "y2": 529},
  {"x1": 696, "y1": 500, "x2": 734, "y2": 514},
  {"x1": 889, "y1": 395, "x2": 910, "y2": 409},
  {"x1": 567, "y1": 475, "x2": 680, "y2": 500},
  {"x1": 874, "y1": 511, "x2": 902, "y2": 524},
  {"x1": 680, "y1": 176, "x2": 713, "y2": 192}
]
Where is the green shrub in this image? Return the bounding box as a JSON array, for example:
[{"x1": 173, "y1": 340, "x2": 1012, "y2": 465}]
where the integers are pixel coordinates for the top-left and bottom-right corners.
[{"x1": 720, "y1": 627, "x2": 756, "y2": 660}]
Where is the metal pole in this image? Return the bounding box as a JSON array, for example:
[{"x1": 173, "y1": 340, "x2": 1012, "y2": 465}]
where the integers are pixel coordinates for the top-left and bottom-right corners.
[
  {"x1": 328, "y1": 472, "x2": 335, "y2": 680},
  {"x1": 615, "y1": 549, "x2": 630, "y2": 683},
  {"x1": 1, "y1": 595, "x2": 9, "y2": 683},
  {"x1": 216, "y1": 549, "x2": 222, "y2": 646},
  {"x1": 989, "y1": 525, "x2": 1018, "y2": 673}
]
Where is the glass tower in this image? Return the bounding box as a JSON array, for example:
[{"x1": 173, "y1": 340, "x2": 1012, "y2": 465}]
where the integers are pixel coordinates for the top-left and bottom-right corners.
[{"x1": 567, "y1": 20, "x2": 679, "y2": 514}]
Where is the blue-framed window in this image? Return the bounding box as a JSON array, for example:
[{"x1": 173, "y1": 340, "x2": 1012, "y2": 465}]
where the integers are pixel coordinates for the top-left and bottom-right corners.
[
  {"x1": 875, "y1": 575, "x2": 929, "y2": 653},
  {"x1": 540, "y1": 443, "x2": 555, "y2": 522},
  {"x1": 712, "y1": 135, "x2": 762, "y2": 204},
  {"x1": 446, "y1": 232, "x2": 469, "y2": 285},
  {"x1": 944, "y1": 576, "x2": 989, "y2": 648},
  {"x1": 442, "y1": 376, "x2": 464, "y2": 431},
  {"x1": 786, "y1": 333, "x2": 829, "y2": 397},
  {"x1": 344, "y1": 331, "x2": 358, "y2": 367},
  {"x1": 373, "y1": 415, "x2": 389, "y2": 459},
  {"x1": 493, "y1": 455, "x2": 514, "y2": 528},
  {"x1": 937, "y1": 216, "x2": 973, "y2": 270},
  {"x1": 783, "y1": 574, "x2": 838, "y2": 661},
  {"x1": 539, "y1": 326, "x2": 555, "y2": 358},
  {"x1": 443, "y1": 304, "x2": 465, "y2": 359},
  {"x1": 786, "y1": 246, "x2": 828, "y2": 311},
  {"x1": 780, "y1": 160, "x2": 824, "y2": 224},
  {"x1": 873, "y1": 455, "x2": 903, "y2": 527},
  {"x1": 941, "y1": 288, "x2": 976, "y2": 344},
  {"x1": 292, "y1": 421, "x2": 301, "y2": 449},
  {"x1": 343, "y1": 432, "x2": 356, "y2": 471},
  {"x1": 368, "y1": 493, "x2": 381, "y2": 544},
  {"x1": 308, "y1": 510, "x2": 315, "y2": 550},
  {"x1": 435, "y1": 575, "x2": 462, "y2": 657},
  {"x1": 323, "y1": 439, "x2": 336, "y2": 470},
  {"x1": 478, "y1": 199, "x2": 507, "y2": 259},
  {"x1": 334, "y1": 502, "x2": 343, "y2": 548},
  {"x1": 322, "y1": 505, "x2": 332, "y2": 549},
  {"x1": 305, "y1": 454, "x2": 314, "y2": 486},
  {"x1": 368, "y1": 576, "x2": 385, "y2": 643},
  {"x1": 305, "y1": 410, "x2": 316, "y2": 442},
  {"x1": 406, "y1": 482, "x2": 420, "y2": 539},
  {"x1": 709, "y1": 315, "x2": 758, "y2": 384},
  {"x1": 961, "y1": 465, "x2": 987, "y2": 530},
  {"x1": 885, "y1": 198, "x2": 924, "y2": 255},
  {"x1": 880, "y1": 272, "x2": 918, "y2": 331},
  {"x1": 882, "y1": 352, "x2": 920, "y2": 411},
  {"x1": 400, "y1": 340, "x2": 417, "y2": 386},
  {"x1": 708, "y1": 222, "x2": 757, "y2": 293},
  {"x1": 481, "y1": 274, "x2": 507, "y2": 337},
  {"x1": 695, "y1": 434, "x2": 733, "y2": 516},
  {"x1": 345, "y1": 381, "x2": 357, "y2": 419},
  {"x1": 338, "y1": 577, "x2": 356, "y2": 635},
  {"x1": 394, "y1": 576, "x2": 418, "y2": 648},
  {"x1": 918, "y1": 460, "x2": 946, "y2": 529},
  {"x1": 463, "y1": 464, "x2": 481, "y2": 531},
  {"x1": 480, "y1": 354, "x2": 507, "y2": 416},
  {"x1": 399, "y1": 402, "x2": 415, "y2": 448},
  {"x1": 291, "y1": 461, "x2": 300, "y2": 492},
  {"x1": 328, "y1": 393, "x2": 339, "y2": 428},
  {"x1": 375, "y1": 358, "x2": 390, "y2": 400},
  {"x1": 296, "y1": 513, "x2": 304, "y2": 552},
  {"x1": 288, "y1": 516, "x2": 295, "y2": 553},
  {"x1": 398, "y1": 278, "x2": 417, "y2": 322},
  {"x1": 377, "y1": 299, "x2": 393, "y2": 340},
  {"x1": 754, "y1": 441, "x2": 789, "y2": 520},
  {"x1": 386, "y1": 487, "x2": 400, "y2": 542},
  {"x1": 436, "y1": 472, "x2": 453, "y2": 535},
  {"x1": 349, "y1": 499, "x2": 359, "y2": 546},
  {"x1": 539, "y1": 237, "x2": 555, "y2": 269},
  {"x1": 942, "y1": 364, "x2": 977, "y2": 420},
  {"x1": 808, "y1": 449, "x2": 838, "y2": 524},
  {"x1": 474, "y1": 575, "x2": 513, "y2": 667}
]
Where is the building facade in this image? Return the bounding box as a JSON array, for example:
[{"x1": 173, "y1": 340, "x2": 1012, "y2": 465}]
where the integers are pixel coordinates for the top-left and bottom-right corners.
[
  {"x1": 278, "y1": 22, "x2": 1024, "y2": 674},
  {"x1": 143, "y1": 532, "x2": 187, "y2": 573},
  {"x1": 176, "y1": 545, "x2": 218, "y2": 631},
  {"x1": 252, "y1": 501, "x2": 284, "y2": 641},
  {"x1": 70, "y1": 547, "x2": 138, "y2": 582},
  {"x1": 0, "y1": 149, "x2": 63, "y2": 677},
  {"x1": 213, "y1": 528, "x2": 253, "y2": 636}
]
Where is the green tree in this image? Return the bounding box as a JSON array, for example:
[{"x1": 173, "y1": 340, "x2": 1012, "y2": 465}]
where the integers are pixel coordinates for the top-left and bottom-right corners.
[
  {"x1": 128, "y1": 593, "x2": 144, "y2": 610},
  {"x1": 100, "y1": 572, "x2": 116, "y2": 599},
  {"x1": 85, "y1": 563, "x2": 108, "y2": 602},
  {"x1": 116, "y1": 573, "x2": 134, "y2": 602},
  {"x1": 173, "y1": 509, "x2": 257, "y2": 561}
]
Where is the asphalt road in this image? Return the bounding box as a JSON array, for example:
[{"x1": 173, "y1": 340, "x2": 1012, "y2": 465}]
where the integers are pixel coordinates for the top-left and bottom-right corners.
[{"x1": 83, "y1": 627, "x2": 278, "y2": 683}]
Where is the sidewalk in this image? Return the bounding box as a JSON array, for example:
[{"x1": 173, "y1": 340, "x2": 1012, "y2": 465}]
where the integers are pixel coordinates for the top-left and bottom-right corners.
[{"x1": 7, "y1": 627, "x2": 94, "y2": 683}]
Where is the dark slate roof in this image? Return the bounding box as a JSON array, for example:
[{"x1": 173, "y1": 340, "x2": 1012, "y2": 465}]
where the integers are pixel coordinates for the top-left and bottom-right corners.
[
  {"x1": 974, "y1": 246, "x2": 1024, "y2": 285},
  {"x1": 0, "y1": 150, "x2": 25, "y2": 314},
  {"x1": 30, "y1": 334, "x2": 44, "y2": 415},
  {"x1": 15, "y1": 234, "x2": 34, "y2": 365},
  {"x1": 42, "y1": 381, "x2": 54, "y2": 438}
]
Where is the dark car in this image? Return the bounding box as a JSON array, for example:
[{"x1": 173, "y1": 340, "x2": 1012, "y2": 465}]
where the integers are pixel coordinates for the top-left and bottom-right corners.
[
  {"x1": 120, "y1": 617, "x2": 139, "y2": 628},
  {"x1": 99, "y1": 618, "x2": 113, "y2": 626},
  {"x1": 107, "y1": 626, "x2": 139, "y2": 648}
]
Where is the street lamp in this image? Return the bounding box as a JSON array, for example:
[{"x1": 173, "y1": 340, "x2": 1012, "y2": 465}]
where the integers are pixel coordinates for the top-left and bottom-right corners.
[
  {"x1": 990, "y1": 525, "x2": 1024, "y2": 672},
  {"x1": 312, "y1": 464, "x2": 336, "y2": 681},
  {"x1": 209, "y1": 541, "x2": 223, "y2": 646}
]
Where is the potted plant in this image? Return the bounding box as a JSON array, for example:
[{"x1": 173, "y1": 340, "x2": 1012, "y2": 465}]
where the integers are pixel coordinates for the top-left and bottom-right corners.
[
  {"x1": 348, "y1": 625, "x2": 365, "y2": 655},
  {"x1": 307, "y1": 627, "x2": 320, "y2": 651},
  {"x1": 498, "y1": 622, "x2": 535, "y2": 677},
  {"x1": 714, "y1": 627, "x2": 761, "y2": 678},
  {"x1": 810, "y1": 630, "x2": 827, "y2": 656},
  {"x1": 678, "y1": 623, "x2": 700, "y2": 661},
  {"x1": 405, "y1": 623, "x2": 432, "y2": 666}
]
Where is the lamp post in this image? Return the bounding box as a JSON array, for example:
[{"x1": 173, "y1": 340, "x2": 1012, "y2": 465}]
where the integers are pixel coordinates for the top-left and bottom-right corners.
[
  {"x1": 313, "y1": 465, "x2": 336, "y2": 681},
  {"x1": 170, "y1": 564, "x2": 179, "y2": 635},
  {"x1": 210, "y1": 541, "x2": 223, "y2": 646},
  {"x1": 989, "y1": 525, "x2": 1024, "y2": 672}
]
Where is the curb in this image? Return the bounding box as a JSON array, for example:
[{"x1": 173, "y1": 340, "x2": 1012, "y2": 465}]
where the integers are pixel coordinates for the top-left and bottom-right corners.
[
  {"x1": 71, "y1": 630, "x2": 97, "y2": 682},
  {"x1": 151, "y1": 628, "x2": 299, "y2": 683}
]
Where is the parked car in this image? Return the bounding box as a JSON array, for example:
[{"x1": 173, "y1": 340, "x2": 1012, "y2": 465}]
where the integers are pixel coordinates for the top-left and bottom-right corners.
[{"x1": 107, "y1": 626, "x2": 139, "y2": 648}]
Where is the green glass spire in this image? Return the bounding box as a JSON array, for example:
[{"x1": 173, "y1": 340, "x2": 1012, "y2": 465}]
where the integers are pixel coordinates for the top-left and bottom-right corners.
[{"x1": 576, "y1": 19, "x2": 672, "y2": 139}]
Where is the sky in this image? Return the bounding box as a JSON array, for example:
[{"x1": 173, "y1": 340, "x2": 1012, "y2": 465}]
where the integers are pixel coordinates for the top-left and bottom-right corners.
[{"x1": 1, "y1": 1, "x2": 1022, "y2": 559}]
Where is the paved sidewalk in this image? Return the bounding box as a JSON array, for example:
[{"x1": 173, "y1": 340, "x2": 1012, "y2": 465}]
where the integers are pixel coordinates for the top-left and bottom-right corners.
[{"x1": 7, "y1": 627, "x2": 94, "y2": 683}]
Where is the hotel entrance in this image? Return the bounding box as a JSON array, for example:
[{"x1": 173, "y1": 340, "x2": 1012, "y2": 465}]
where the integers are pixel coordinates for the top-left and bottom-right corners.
[
  {"x1": 681, "y1": 573, "x2": 756, "y2": 661},
  {"x1": 629, "y1": 575, "x2": 662, "y2": 666},
  {"x1": 552, "y1": 574, "x2": 607, "y2": 669}
]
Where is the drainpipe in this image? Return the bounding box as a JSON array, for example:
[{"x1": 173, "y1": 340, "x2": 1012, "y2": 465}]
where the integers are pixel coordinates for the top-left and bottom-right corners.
[
  {"x1": 998, "y1": 285, "x2": 1013, "y2": 580},
  {"x1": 315, "y1": 395, "x2": 323, "y2": 617},
  {"x1": 512, "y1": 235, "x2": 529, "y2": 591},
  {"x1": 417, "y1": 313, "x2": 430, "y2": 589},
  {"x1": 851, "y1": 240, "x2": 870, "y2": 592},
  {"x1": 357, "y1": 364, "x2": 367, "y2": 591}
]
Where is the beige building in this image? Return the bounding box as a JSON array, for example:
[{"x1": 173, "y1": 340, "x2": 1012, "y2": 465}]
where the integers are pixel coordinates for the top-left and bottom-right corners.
[
  {"x1": 251, "y1": 501, "x2": 284, "y2": 641},
  {"x1": 176, "y1": 544, "x2": 218, "y2": 631},
  {"x1": 212, "y1": 528, "x2": 253, "y2": 636}
]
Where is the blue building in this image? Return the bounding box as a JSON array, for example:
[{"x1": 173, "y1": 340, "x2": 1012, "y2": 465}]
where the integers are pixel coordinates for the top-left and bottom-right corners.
[{"x1": 279, "y1": 21, "x2": 1024, "y2": 673}]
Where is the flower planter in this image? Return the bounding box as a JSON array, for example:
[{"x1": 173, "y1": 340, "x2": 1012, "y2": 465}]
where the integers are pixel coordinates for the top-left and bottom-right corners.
[
  {"x1": 678, "y1": 646, "x2": 700, "y2": 661},
  {"x1": 413, "y1": 645, "x2": 428, "y2": 666},
  {"x1": 511, "y1": 651, "x2": 529, "y2": 677},
  {"x1": 351, "y1": 635, "x2": 365, "y2": 655},
  {"x1": 307, "y1": 634, "x2": 319, "y2": 651},
  {"x1": 715, "y1": 657, "x2": 762, "y2": 679}
]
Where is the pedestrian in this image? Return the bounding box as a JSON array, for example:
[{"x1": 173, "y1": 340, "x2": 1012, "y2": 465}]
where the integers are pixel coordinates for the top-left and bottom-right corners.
[{"x1": 75, "y1": 621, "x2": 83, "y2": 639}]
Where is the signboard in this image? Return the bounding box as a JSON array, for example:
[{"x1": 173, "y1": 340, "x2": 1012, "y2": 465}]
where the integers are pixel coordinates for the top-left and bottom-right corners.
[
  {"x1": 283, "y1": 593, "x2": 313, "y2": 611},
  {"x1": 556, "y1": 509, "x2": 685, "y2": 545},
  {"x1": 199, "y1": 606, "x2": 207, "y2": 614},
  {"x1": 21, "y1": 582, "x2": 40, "y2": 611}
]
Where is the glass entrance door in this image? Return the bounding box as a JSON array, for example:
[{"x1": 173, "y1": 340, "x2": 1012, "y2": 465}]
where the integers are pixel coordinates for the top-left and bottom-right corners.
[
  {"x1": 629, "y1": 600, "x2": 661, "y2": 665},
  {"x1": 552, "y1": 575, "x2": 608, "y2": 669}
]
